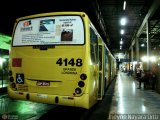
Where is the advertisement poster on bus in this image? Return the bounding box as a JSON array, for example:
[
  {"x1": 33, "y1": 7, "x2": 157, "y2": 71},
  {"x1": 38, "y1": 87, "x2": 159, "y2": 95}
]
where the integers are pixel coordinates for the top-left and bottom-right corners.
[{"x1": 13, "y1": 16, "x2": 84, "y2": 46}]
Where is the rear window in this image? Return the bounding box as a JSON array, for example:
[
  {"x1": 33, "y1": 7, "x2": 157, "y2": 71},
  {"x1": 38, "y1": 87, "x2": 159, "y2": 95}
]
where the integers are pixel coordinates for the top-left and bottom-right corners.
[{"x1": 13, "y1": 15, "x2": 84, "y2": 46}]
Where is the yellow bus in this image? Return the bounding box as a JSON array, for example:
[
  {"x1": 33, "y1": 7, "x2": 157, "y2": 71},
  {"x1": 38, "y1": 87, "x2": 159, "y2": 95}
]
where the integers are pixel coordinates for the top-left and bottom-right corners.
[{"x1": 8, "y1": 12, "x2": 116, "y2": 109}]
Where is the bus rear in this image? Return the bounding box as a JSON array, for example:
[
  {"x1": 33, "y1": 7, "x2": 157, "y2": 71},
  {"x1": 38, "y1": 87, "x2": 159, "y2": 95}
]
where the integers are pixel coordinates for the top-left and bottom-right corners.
[{"x1": 8, "y1": 12, "x2": 91, "y2": 108}]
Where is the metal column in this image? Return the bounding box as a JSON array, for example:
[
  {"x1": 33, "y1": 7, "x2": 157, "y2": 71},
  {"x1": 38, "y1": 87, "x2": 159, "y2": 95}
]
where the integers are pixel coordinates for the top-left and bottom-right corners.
[
  {"x1": 146, "y1": 20, "x2": 151, "y2": 70},
  {"x1": 135, "y1": 37, "x2": 140, "y2": 62}
]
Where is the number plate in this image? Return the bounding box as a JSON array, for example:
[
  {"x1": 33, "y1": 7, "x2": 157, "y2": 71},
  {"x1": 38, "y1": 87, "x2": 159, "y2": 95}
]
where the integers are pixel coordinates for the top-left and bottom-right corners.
[{"x1": 37, "y1": 81, "x2": 50, "y2": 86}]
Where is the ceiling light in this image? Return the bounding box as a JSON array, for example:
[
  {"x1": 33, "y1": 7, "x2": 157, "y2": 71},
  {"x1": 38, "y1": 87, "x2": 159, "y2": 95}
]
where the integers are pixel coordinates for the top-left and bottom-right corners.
[
  {"x1": 141, "y1": 43, "x2": 145, "y2": 47},
  {"x1": 123, "y1": 1, "x2": 126, "y2": 10},
  {"x1": 120, "y1": 18, "x2": 127, "y2": 26},
  {"x1": 120, "y1": 29, "x2": 124, "y2": 34},
  {"x1": 120, "y1": 41, "x2": 123, "y2": 44}
]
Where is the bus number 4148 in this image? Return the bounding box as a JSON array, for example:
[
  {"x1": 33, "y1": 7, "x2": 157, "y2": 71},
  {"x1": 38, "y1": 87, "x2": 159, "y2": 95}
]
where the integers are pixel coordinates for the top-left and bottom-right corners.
[{"x1": 56, "y1": 58, "x2": 82, "y2": 66}]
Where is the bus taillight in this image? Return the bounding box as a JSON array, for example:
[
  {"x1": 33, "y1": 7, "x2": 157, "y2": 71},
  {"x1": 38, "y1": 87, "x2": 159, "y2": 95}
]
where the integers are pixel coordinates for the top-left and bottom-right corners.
[
  {"x1": 75, "y1": 88, "x2": 82, "y2": 94},
  {"x1": 11, "y1": 82, "x2": 16, "y2": 88},
  {"x1": 80, "y1": 73, "x2": 87, "y2": 80},
  {"x1": 12, "y1": 58, "x2": 22, "y2": 67},
  {"x1": 10, "y1": 77, "x2": 14, "y2": 82}
]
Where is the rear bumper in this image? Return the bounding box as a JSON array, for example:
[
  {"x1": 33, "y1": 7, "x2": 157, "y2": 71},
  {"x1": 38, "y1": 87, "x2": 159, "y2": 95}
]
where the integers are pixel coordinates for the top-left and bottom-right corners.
[{"x1": 7, "y1": 87, "x2": 90, "y2": 109}]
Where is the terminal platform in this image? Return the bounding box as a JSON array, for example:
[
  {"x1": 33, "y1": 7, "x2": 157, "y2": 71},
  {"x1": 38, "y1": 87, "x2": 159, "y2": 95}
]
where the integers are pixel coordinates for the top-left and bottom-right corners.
[
  {"x1": 109, "y1": 71, "x2": 160, "y2": 115},
  {"x1": 87, "y1": 71, "x2": 160, "y2": 120}
]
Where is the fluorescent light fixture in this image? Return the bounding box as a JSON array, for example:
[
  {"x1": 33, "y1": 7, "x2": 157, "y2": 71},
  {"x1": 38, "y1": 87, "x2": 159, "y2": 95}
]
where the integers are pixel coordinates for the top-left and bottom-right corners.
[
  {"x1": 120, "y1": 29, "x2": 124, "y2": 34},
  {"x1": 123, "y1": 1, "x2": 126, "y2": 10},
  {"x1": 0, "y1": 34, "x2": 11, "y2": 50},
  {"x1": 120, "y1": 18, "x2": 127, "y2": 26}
]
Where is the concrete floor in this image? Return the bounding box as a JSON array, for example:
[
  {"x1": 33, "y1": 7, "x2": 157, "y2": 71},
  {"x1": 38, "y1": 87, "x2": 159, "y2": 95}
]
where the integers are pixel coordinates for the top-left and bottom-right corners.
[{"x1": 108, "y1": 72, "x2": 160, "y2": 119}]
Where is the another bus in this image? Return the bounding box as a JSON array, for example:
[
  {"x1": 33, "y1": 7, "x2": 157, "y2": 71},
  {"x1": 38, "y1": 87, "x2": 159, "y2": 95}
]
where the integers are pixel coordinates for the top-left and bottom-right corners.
[{"x1": 8, "y1": 12, "x2": 116, "y2": 109}]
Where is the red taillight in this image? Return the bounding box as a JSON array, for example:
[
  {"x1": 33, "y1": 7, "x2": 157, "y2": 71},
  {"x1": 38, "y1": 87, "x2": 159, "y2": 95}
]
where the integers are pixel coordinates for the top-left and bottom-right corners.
[{"x1": 12, "y1": 58, "x2": 22, "y2": 67}]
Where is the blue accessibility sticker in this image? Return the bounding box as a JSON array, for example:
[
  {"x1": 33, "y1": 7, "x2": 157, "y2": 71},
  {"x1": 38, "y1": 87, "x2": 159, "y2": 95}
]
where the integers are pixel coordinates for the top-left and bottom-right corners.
[{"x1": 16, "y1": 73, "x2": 24, "y2": 84}]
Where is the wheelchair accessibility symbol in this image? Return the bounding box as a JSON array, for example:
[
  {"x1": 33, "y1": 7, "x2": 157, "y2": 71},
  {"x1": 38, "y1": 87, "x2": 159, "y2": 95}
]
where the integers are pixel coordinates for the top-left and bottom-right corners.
[{"x1": 16, "y1": 73, "x2": 24, "y2": 84}]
